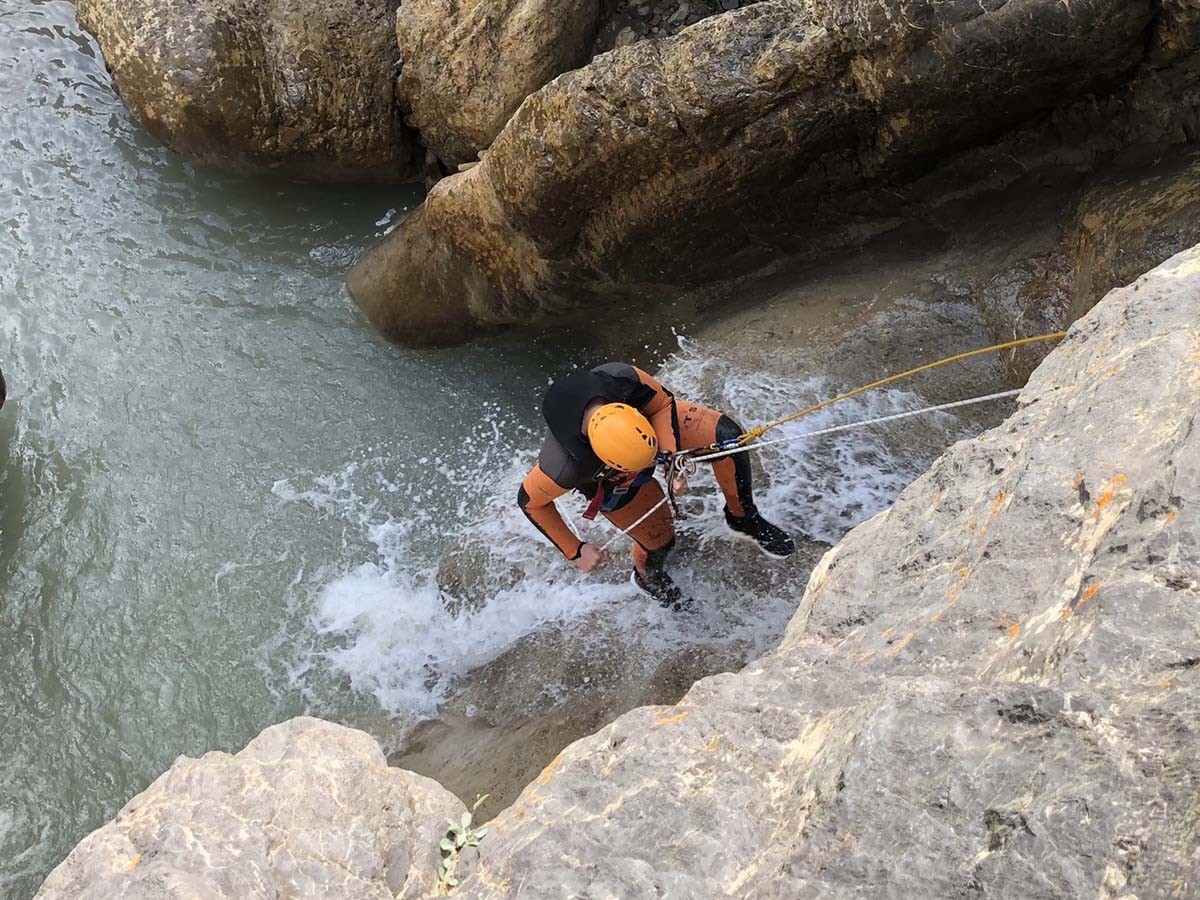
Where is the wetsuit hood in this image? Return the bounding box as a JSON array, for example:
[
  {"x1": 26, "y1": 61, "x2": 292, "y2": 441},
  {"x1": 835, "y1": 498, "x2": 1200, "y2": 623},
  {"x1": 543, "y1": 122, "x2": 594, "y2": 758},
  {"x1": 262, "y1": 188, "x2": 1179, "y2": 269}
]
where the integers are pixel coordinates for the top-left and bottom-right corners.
[{"x1": 542, "y1": 369, "x2": 656, "y2": 463}]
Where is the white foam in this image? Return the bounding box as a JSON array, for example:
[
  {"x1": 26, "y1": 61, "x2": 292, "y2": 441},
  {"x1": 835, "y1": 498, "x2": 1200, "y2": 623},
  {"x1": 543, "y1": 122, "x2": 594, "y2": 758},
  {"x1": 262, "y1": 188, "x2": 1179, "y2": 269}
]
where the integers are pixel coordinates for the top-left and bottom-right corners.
[
  {"x1": 657, "y1": 345, "x2": 966, "y2": 543},
  {"x1": 268, "y1": 339, "x2": 975, "y2": 726},
  {"x1": 267, "y1": 420, "x2": 633, "y2": 726}
]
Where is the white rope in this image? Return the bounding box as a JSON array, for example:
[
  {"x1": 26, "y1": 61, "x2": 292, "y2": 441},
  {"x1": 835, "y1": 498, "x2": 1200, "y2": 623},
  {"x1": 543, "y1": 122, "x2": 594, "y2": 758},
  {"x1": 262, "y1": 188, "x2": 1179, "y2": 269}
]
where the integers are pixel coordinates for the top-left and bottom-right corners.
[
  {"x1": 600, "y1": 495, "x2": 670, "y2": 551},
  {"x1": 597, "y1": 388, "x2": 1020, "y2": 549},
  {"x1": 698, "y1": 389, "x2": 1022, "y2": 463}
]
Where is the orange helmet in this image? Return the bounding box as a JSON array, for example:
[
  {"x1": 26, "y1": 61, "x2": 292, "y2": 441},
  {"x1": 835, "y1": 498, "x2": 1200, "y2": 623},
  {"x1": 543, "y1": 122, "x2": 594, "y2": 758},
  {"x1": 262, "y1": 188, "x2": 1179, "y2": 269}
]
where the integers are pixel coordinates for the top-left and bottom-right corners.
[{"x1": 587, "y1": 403, "x2": 658, "y2": 472}]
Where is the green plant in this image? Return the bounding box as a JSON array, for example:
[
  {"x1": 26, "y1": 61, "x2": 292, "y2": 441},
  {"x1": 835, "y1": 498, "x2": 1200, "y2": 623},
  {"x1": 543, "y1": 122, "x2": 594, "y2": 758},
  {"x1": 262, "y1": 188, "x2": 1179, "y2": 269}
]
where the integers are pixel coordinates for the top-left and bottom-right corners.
[{"x1": 436, "y1": 793, "x2": 490, "y2": 894}]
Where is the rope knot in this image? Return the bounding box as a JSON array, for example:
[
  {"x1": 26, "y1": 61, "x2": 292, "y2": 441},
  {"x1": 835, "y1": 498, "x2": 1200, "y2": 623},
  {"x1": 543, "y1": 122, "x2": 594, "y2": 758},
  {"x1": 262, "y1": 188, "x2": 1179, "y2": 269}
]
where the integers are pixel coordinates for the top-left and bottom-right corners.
[{"x1": 739, "y1": 426, "x2": 767, "y2": 445}]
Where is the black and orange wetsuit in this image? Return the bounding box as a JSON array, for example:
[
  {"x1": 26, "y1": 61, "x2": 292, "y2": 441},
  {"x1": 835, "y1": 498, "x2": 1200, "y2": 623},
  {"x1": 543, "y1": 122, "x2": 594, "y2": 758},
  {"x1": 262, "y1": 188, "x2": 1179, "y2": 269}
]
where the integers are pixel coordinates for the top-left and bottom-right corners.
[{"x1": 518, "y1": 362, "x2": 757, "y2": 578}]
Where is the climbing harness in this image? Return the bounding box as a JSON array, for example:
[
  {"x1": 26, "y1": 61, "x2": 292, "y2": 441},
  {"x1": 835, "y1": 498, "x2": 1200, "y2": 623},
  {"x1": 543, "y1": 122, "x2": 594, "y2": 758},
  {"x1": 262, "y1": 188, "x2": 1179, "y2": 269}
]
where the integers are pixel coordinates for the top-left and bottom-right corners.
[
  {"x1": 595, "y1": 331, "x2": 1067, "y2": 550},
  {"x1": 583, "y1": 467, "x2": 657, "y2": 520}
]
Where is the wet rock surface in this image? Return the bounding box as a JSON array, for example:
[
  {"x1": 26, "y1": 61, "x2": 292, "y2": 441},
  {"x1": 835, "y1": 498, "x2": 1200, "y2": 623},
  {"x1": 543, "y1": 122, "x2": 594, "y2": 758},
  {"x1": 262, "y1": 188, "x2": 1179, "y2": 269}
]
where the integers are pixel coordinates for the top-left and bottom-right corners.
[
  {"x1": 76, "y1": 0, "x2": 420, "y2": 181},
  {"x1": 34, "y1": 717, "x2": 462, "y2": 900},
  {"x1": 395, "y1": 533, "x2": 829, "y2": 813},
  {"x1": 449, "y1": 246, "x2": 1200, "y2": 899},
  {"x1": 592, "y1": 0, "x2": 759, "y2": 54},
  {"x1": 974, "y1": 149, "x2": 1200, "y2": 383},
  {"x1": 436, "y1": 540, "x2": 527, "y2": 618},
  {"x1": 348, "y1": 0, "x2": 1173, "y2": 345}
]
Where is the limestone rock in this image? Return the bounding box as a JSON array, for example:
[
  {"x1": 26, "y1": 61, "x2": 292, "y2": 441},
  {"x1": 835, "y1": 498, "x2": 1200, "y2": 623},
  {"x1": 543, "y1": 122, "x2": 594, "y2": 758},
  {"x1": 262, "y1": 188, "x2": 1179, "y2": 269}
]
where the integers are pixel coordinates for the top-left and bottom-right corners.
[
  {"x1": 396, "y1": 0, "x2": 600, "y2": 167},
  {"x1": 348, "y1": 0, "x2": 1161, "y2": 346},
  {"x1": 76, "y1": 0, "x2": 420, "y2": 181},
  {"x1": 452, "y1": 245, "x2": 1200, "y2": 898},
  {"x1": 35, "y1": 717, "x2": 462, "y2": 900}
]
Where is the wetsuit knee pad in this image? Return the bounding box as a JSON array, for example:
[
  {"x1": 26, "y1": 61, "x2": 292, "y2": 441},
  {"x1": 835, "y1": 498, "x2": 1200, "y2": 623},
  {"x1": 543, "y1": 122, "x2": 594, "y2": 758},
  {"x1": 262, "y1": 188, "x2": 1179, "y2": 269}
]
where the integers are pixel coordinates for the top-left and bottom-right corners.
[
  {"x1": 713, "y1": 414, "x2": 757, "y2": 519},
  {"x1": 716, "y1": 414, "x2": 743, "y2": 444}
]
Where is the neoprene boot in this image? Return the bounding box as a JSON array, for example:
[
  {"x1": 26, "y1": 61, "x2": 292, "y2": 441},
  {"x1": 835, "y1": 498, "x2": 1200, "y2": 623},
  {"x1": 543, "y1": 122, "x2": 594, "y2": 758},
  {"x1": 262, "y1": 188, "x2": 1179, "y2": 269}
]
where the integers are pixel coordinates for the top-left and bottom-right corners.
[
  {"x1": 631, "y1": 569, "x2": 694, "y2": 612},
  {"x1": 725, "y1": 507, "x2": 795, "y2": 559}
]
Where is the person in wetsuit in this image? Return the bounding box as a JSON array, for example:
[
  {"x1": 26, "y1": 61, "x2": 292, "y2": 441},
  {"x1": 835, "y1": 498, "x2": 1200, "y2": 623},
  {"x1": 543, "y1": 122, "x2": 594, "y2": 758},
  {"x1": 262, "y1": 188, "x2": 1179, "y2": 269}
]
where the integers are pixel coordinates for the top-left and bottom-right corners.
[{"x1": 517, "y1": 362, "x2": 794, "y2": 610}]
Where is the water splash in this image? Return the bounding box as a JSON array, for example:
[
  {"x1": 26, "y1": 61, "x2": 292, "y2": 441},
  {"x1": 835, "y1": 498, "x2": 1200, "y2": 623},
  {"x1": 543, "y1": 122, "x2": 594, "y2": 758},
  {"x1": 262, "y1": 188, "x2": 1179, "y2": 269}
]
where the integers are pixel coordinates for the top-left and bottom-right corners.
[
  {"x1": 269, "y1": 339, "x2": 977, "y2": 727},
  {"x1": 660, "y1": 344, "x2": 970, "y2": 544}
]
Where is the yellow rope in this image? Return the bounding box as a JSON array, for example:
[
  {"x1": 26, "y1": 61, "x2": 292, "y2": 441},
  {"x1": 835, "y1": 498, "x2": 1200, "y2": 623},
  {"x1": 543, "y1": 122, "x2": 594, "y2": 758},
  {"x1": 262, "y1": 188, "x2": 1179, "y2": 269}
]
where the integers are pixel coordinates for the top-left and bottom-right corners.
[{"x1": 736, "y1": 332, "x2": 1068, "y2": 445}]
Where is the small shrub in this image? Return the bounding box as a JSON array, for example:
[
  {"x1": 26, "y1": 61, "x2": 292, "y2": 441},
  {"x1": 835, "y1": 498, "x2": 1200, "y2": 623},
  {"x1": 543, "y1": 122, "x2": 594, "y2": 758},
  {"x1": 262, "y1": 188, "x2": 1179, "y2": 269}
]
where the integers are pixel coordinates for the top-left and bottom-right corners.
[{"x1": 436, "y1": 793, "x2": 490, "y2": 894}]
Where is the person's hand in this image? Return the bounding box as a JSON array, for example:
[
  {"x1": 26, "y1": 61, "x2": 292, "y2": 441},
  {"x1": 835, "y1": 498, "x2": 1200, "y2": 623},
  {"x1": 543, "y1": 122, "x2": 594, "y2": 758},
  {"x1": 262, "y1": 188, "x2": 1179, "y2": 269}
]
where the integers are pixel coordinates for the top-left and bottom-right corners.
[
  {"x1": 671, "y1": 472, "x2": 690, "y2": 496},
  {"x1": 574, "y1": 543, "x2": 611, "y2": 573}
]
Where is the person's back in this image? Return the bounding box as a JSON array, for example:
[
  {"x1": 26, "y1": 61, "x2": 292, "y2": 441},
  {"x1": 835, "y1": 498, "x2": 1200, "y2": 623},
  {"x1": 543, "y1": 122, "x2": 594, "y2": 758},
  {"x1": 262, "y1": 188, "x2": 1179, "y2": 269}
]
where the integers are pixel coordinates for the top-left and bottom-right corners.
[{"x1": 518, "y1": 362, "x2": 794, "y2": 610}]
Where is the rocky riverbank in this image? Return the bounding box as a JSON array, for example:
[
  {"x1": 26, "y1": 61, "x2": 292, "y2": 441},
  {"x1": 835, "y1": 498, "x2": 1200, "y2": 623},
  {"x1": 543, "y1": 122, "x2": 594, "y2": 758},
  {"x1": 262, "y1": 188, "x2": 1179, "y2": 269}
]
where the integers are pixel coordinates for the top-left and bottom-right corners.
[
  {"x1": 76, "y1": 1, "x2": 1199, "y2": 345},
  {"x1": 347, "y1": 0, "x2": 1198, "y2": 345},
  {"x1": 36, "y1": 245, "x2": 1200, "y2": 898}
]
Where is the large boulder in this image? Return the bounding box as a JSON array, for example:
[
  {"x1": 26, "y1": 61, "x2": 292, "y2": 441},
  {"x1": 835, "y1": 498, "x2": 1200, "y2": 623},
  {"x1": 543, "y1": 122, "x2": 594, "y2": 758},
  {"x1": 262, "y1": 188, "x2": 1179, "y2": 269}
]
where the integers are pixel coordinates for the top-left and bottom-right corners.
[
  {"x1": 348, "y1": 0, "x2": 1163, "y2": 345},
  {"x1": 76, "y1": 0, "x2": 420, "y2": 181},
  {"x1": 35, "y1": 717, "x2": 463, "y2": 900},
  {"x1": 396, "y1": 0, "x2": 600, "y2": 168},
  {"x1": 450, "y1": 245, "x2": 1200, "y2": 898}
]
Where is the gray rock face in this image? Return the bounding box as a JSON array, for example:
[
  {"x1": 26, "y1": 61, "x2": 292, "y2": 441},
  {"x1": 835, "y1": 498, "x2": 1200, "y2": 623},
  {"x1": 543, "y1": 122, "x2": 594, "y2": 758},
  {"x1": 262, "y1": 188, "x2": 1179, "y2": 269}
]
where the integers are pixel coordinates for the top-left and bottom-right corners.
[
  {"x1": 76, "y1": 0, "x2": 420, "y2": 181},
  {"x1": 35, "y1": 717, "x2": 463, "y2": 900},
  {"x1": 453, "y1": 245, "x2": 1200, "y2": 898},
  {"x1": 396, "y1": 0, "x2": 600, "y2": 168},
  {"x1": 348, "y1": 0, "x2": 1168, "y2": 345}
]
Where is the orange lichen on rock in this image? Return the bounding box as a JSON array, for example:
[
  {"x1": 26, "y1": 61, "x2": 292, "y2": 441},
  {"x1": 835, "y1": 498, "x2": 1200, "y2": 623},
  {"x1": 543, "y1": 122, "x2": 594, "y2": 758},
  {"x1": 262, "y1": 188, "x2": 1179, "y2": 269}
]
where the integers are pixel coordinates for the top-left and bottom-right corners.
[
  {"x1": 654, "y1": 710, "x2": 690, "y2": 728},
  {"x1": 535, "y1": 755, "x2": 563, "y2": 785},
  {"x1": 990, "y1": 491, "x2": 1006, "y2": 515},
  {"x1": 1092, "y1": 474, "x2": 1128, "y2": 517},
  {"x1": 885, "y1": 632, "x2": 916, "y2": 657}
]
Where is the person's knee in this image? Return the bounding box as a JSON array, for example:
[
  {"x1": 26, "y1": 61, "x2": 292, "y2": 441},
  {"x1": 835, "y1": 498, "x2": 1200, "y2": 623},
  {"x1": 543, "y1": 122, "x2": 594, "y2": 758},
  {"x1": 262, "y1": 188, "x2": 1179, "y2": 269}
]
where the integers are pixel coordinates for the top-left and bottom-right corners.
[
  {"x1": 641, "y1": 538, "x2": 676, "y2": 575},
  {"x1": 716, "y1": 414, "x2": 742, "y2": 444}
]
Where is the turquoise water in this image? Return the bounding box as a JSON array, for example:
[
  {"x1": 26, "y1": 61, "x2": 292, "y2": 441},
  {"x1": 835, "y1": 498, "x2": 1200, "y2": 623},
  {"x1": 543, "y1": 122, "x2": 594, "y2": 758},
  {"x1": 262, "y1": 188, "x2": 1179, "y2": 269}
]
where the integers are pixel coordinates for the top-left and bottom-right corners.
[{"x1": 0, "y1": 3, "x2": 631, "y2": 893}]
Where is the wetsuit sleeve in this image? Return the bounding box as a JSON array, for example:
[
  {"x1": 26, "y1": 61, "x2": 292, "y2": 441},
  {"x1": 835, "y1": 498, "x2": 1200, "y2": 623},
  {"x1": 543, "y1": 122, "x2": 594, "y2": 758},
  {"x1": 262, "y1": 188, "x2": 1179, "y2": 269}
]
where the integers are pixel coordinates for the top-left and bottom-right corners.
[
  {"x1": 518, "y1": 465, "x2": 584, "y2": 560},
  {"x1": 633, "y1": 366, "x2": 680, "y2": 455}
]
